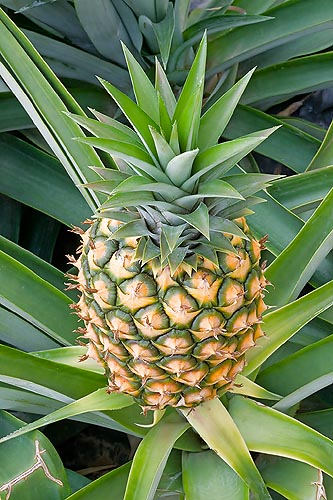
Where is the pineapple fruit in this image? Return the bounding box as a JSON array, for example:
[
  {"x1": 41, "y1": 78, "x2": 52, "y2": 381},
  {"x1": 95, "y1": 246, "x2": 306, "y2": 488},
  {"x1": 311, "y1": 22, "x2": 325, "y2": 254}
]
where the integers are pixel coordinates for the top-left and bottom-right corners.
[{"x1": 67, "y1": 36, "x2": 277, "y2": 413}]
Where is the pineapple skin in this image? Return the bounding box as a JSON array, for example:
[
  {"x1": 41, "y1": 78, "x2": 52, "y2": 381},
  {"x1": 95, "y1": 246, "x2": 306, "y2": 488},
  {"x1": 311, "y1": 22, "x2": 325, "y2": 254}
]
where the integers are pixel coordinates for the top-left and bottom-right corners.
[{"x1": 71, "y1": 217, "x2": 268, "y2": 412}]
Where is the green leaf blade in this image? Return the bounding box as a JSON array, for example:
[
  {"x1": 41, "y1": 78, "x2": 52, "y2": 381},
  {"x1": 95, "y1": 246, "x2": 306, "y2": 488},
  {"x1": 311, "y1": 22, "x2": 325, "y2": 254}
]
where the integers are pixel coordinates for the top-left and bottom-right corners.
[
  {"x1": 124, "y1": 413, "x2": 189, "y2": 500},
  {"x1": 198, "y1": 68, "x2": 255, "y2": 150},
  {"x1": 229, "y1": 396, "x2": 333, "y2": 478},
  {"x1": 181, "y1": 398, "x2": 271, "y2": 499}
]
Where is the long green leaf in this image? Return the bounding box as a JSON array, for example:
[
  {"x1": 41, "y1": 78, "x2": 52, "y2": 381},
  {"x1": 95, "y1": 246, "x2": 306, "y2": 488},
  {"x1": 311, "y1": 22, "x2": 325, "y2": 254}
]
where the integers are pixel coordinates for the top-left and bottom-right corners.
[
  {"x1": 257, "y1": 456, "x2": 324, "y2": 500},
  {"x1": 0, "y1": 411, "x2": 70, "y2": 500},
  {"x1": 240, "y1": 26, "x2": 333, "y2": 77},
  {"x1": 24, "y1": 28, "x2": 131, "y2": 91},
  {"x1": 0, "y1": 86, "x2": 117, "y2": 133},
  {"x1": 307, "y1": 117, "x2": 333, "y2": 171},
  {"x1": 232, "y1": 0, "x2": 279, "y2": 14},
  {"x1": 0, "y1": 382, "x2": 63, "y2": 416},
  {"x1": 224, "y1": 105, "x2": 320, "y2": 172},
  {"x1": 124, "y1": 413, "x2": 189, "y2": 500},
  {"x1": 198, "y1": 69, "x2": 255, "y2": 150},
  {"x1": 66, "y1": 462, "x2": 131, "y2": 500},
  {"x1": 5, "y1": 0, "x2": 89, "y2": 42},
  {"x1": 0, "y1": 389, "x2": 133, "y2": 444},
  {"x1": 0, "y1": 9, "x2": 104, "y2": 210},
  {"x1": 181, "y1": 398, "x2": 271, "y2": 499},
  {"x1": 265, "y1": 187, "x2": 333, "y2": 306},
  {"x1": 182, "y1": 450, "x2": 249, "y2": 500},
  {"x1": 122, "y1": 43, "x2": 159, "y2": 123},
  {"x1": 233, "y1": 375, "x2": 281, "y2": 401},
  {"x1": 229, "y1": 396, "x2": 333, "y2": 478},
  {"x1": 244, "y1": 280, "x2": 333, "y2": 375},
  {"x1": 0, "y1": 306, "x2": 60, "y2": 352},
  {"x1": 0, "y1": 235, "x2": 75, "y2": 298},
  {"x1": 173, "y1": 34, "x2": 207, "y2": 151},
  {"x1": 0, "y1": 344, "x2": 147, "y2": 434},
  {"x1": 68, "y1": 112, "x2": 143, "y2": 147},
  {"x1": 74, "y1": 0, "x2": 134, "y2": 65},
  {"x1": 273, "y1": 372, "x2": 333, "y2": 413},
  {"x1": 267, "y1": 166, "x2": 333, "y2": 211},
  {"x1": 98, "y1": 77, "x2": 158, "y2": 156},
  {"x1": 0, "y1": 251, "x2": 77, "y2": 345},
  {"x1": 242, "y1": 52, "x2": 333, "y2": 109},
  {"x1": 247, "y1": 192, "x2": 333, "y2": 306},
  {"x1": 298, "y1": 409, "x2": 333, "y2": 440},
  {"x1": 207, "y1": 0, "x2": 333, "y2": 76},
  {"x1": 183, "y1": 14, "x2": 270, "y2": 44},
  {"x1": 258, "y1": 335, "x2": 333, "y2": 398},
  {"x1": 32, "y1": 346, "x2": 103, "y2": 373},
  {"x1": 0, "y1": 133, "x2": 91, "y2": 226},
  {"x1": 184, "y1": 128, "x2": 277, "y2": 190}
]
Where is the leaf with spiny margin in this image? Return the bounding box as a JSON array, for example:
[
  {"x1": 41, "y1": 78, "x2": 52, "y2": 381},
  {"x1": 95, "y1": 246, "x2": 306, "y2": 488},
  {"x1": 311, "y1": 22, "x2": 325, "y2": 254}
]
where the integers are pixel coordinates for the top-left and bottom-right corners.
[
  {"x1": 101, "y1": 193, "x2": 177, "y2": 212},
  {"x1": 198, "y1": 232, "x2": 238, "y2": 255},
  {"x1": 265, "y1": 186, "x2": 333, "y2": 307},
  {"x1": 176, "y1": 184, "x2": 244, "y2": 210},
  {"x1": 89, "y1": 166, "x2": 120, "y2": 180},
  {"x1": 110, "y1": 220, "x2": 151, "y2": 240},
  {"x1": 172, "y1": 35, "x2": 207, "y2": 150},
  {"x1": 185, "y1": 253, "x2": 199, "y2": 271},
  {"x1": 90, "y1": 109, "x2": 144, "y2": 145},
  {"x1": 83, "y1": 176, "x2": 130, "y2": 194},
  {"x1": 78, "y1": 137, "x2": 170, "y2": 183},
  {"x1": 229, "y1": 396, "x2": 333, "y2": 482},
  {"x1": 134, "y1": 237, "x2": 146, "y2": 261},
  {"x1": 194, "y1": 245, "x2": 219, "y2": 267},
  {"x1": 142, "y1": 239, "x2": 160, "y2": 265},
  {"x1": 101, "y1": 191, "x2": 154, "y2": 210},
  {"x1": 0, "y1": 388, "x2": 133, "y2": 445},
  {"x1": 95, "y1": 210, "x2": 139, "y2": 223},
  {"x1": 184, "y1": 127, "x2": 279, "y2": 190},
  {"x1": 198, "y1": 180, "x2": 244, "y2": 199},
  {"x1": 169, "y1": 121, "x2": 180, "y2": 155},
  {"x1": 244, "y1": 280, "x2": 333, "y2": 377},
  {"x1": 98, "y1": 77, "x2": 158, "y2": 156},
  {"x1": 159, "y1": 231, "x2": 171, "y2": 265},
  {"x1": 182, "y1": 398, "x2": 271, "y2": 499},
  {"x1": 155, "y1": 59, "x2": 176, "y2": 119},
  {"x1": 149, "y1": 126, "x2": 175, "y2": 169},
  {"x1": 76, "y1": 136, "x2": 155, "y2": 170},
  {"x1": 209, "y1": 217, "x2": 249, "y2": 240},
  {"x1": 225, "y1": 173, "x2": 280, "y2": 198},
  {"x1": 122, "y1": 43, "x2": 159, "y2": 124},
  {"x1": 215, "y1": 196, "x2": 265, "y2": 219},
  {"x1": 176, "y1": 202, "x2": 210, "y2": 240},
  {"x1": 165, "y1": 149, "x2": 199, "y2": 187},
  {"x1": 82, "y1": 179, "x2": 120, "y2": 194},
  {"x1": 157, "y1": 91, "x2": 172, "y2": 141},
  {"x1": 67, "y1": 112, "x2": 144, "y2": 147},
  {"x1": 168, "y1": 246, "x2": 189, "y2": 275},
  {"x1": 233, "y1": 375, "x2": 281, "y2": 401},
  {"x1": 112, "y1": 175, "x2": 185, "y2": 199},
  {"x1": 161, "y1": 223, "x2": 187, "y2": 252},
  {"x1": 198, "y1": 68, "x2": 256, "y2": 150},
  {"x1": 152, "y1": 3, "x2": 175, "y2": 69},
  {"x1": 183, "y1": 14, "x2": 272, "y2": 42}
]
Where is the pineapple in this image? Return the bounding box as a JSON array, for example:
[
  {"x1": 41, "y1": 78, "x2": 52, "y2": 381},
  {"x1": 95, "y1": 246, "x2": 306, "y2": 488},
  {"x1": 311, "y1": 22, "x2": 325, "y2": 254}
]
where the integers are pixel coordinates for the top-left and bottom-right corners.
[{"x1": 67, "y1": 36, "x2": 277, "y2": 413}]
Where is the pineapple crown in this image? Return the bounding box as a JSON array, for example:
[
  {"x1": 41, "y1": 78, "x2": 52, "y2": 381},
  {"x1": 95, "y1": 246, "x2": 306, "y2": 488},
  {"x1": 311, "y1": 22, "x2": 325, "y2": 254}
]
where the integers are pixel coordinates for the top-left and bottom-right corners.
[{"x1": 68, "y1": 35, "x2": 278, "y2": 274}]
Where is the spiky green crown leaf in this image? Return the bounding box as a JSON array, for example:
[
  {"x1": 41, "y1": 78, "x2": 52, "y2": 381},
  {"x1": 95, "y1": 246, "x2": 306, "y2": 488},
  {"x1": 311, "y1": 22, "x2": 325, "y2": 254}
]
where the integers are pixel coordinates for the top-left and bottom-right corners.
[{"x1": 69, "y1": 35, "x2": 279, "y2": 271}]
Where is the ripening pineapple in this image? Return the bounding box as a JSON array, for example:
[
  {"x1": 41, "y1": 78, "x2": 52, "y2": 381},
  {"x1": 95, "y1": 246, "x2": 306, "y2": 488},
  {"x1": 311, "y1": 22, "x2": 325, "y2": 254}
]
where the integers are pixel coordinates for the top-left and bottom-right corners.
[{"x1": 67, "y1": 36, "x2": 278, "y2": 413}]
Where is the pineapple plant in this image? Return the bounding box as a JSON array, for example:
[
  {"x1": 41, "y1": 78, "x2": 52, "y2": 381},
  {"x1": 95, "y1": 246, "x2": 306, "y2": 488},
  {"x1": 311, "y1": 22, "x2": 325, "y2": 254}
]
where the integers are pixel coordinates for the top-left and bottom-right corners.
[
  {"x1": 3, "y1": 7, "x2": 333, "y2": 500},
  {"x1": 67, "y1": 36, "x2": 278, "y2": 413}
]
